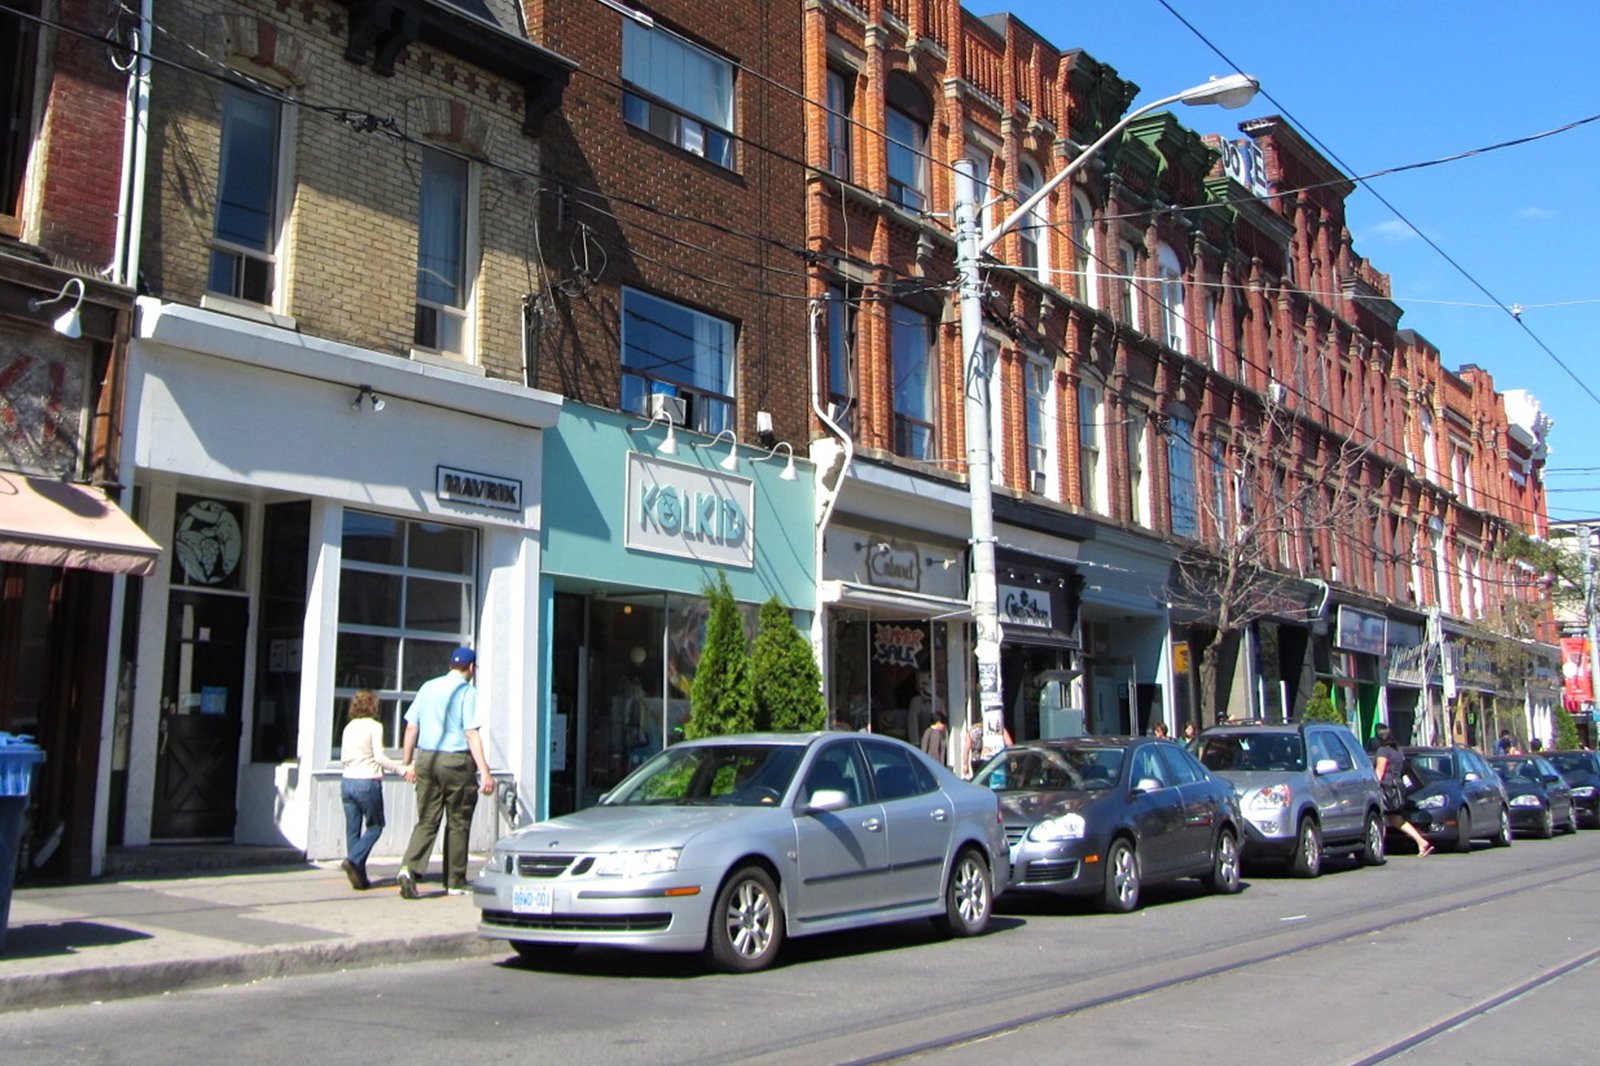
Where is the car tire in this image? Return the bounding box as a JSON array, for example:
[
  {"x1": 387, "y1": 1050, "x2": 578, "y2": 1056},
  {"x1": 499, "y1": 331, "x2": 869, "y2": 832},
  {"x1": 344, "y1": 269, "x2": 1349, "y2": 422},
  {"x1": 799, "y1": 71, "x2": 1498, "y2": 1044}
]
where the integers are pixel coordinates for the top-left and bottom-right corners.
[
  {"x1": 1453, "y1": 806, "x2": 1474, "y2": 852},
  {"x1": 1289, "y1": 818, "x2": 1322, "y2": 878},
  {"x1": 510, "y1": 940, "x2": 577, "y2": 964},
  {"x1": 704, "y1": 864, "x2": 784, "y2": 974},
  {"x1": 1564, "y1": 808, "x2": 1579, "y2": 834},
  {"x1": 1360, "y1": 811, "x2": 1388, "y2": 866},
  {"x1": 1491, "y1": 806, "x2": 1512, "y2": 848},
  {"x1": 931, "y1": 847, "x2": 992, "y2": 938},
  {"x1": 1537, "y1": 807, "x2": 1555, "y2": 839},
  {"x1": 1200, "y1": 829, "x2": 1242, "y2": 895},
  {"x1": 1099, "y1": 838, "x2": 1140, "y2": 914}
]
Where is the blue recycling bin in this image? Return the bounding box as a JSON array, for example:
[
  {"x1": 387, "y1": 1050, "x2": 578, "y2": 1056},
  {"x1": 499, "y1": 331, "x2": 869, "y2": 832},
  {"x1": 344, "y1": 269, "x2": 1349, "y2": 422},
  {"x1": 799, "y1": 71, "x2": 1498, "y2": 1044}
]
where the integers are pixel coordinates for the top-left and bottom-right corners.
[{"x1": 0, "y1": 732, "x2": 45, "y2": 953}]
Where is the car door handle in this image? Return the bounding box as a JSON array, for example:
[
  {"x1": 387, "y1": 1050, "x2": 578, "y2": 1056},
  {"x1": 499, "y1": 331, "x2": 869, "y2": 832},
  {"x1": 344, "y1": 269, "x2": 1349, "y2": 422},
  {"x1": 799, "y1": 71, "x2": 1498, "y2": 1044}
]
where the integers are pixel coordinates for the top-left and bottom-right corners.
[
  {"x1": 861, "y1": 817, "x2": 883, "y2": 832},
  {"x1": 930, "y1": 808, "x2": 948, "y2": 822}
]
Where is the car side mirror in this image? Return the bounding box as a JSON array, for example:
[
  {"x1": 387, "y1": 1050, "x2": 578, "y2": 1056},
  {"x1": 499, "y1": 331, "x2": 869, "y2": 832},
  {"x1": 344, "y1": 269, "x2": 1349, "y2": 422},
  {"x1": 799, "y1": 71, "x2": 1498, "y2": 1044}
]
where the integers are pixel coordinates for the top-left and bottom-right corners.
[
  {"x1": 803, "y1": 788, "x2": 851, "y2": 814},
  {"x1": 1313, "y1": 758, "x2": 1339, "y2": 775},
  {"x1": 1545, "y1": 775, "x2": 1563, "y2": 786},
  {"x1": 1131, "y1": 777, "x2": 1164, "y2": 795}
]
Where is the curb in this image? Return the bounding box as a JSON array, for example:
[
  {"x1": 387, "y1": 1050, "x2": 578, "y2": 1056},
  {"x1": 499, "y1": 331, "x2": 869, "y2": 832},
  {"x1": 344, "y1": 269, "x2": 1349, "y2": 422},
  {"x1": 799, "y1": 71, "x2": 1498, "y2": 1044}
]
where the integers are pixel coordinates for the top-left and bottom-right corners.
[{"x1": 0, "y1": 930, "x2": 501, "y2": 1014}]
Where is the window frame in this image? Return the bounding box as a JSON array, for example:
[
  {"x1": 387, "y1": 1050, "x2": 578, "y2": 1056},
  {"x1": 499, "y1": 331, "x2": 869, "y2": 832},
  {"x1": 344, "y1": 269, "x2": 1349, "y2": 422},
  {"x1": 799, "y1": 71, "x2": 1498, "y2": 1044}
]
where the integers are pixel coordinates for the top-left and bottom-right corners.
[
  {"x1": 1016, "y1": 158, "x2": 1048, "y2": 282},
  {"x1": 826, "y1": 282, "x2": 860, "y2": 434},
  {"x1": 1126, "y1": 408, "x2": 1149, "y2": 526},
  {"x1": 1167, "y1": 411, "x2": 1198, "y2": 539},
  {"x1": 621, "y1": 21, "x2": 736, "y2": 170},
  {"x1": 1023, "y1": 351, "x2": 1056, "y2": 499},
  {"x1": 1, "y1": 1, "x2": 42, "y2": 231},
  {"x1": 1070, "y1": 191, "x2": 1097, "y2": 308},
  {"x1": 890, "y1": 302, "x2": 937, "y2": 460},
  {"x1": 412, "y1": 146, "x2": 478, "y2": 364},
  {"x1": 886, "y1": 105, "x2": 929, "y2": 212},
  {"x1": 1077, "y1": 379, "x2": 1105, "y2": 514},
  {"x1": 1156, "y1": 242, "x2": 1187, "y2": 354},
  {"x1": 621, "y1": 287, "x2": 738, "y2": 435},
  {"x1": 825, "y1": 67, "x2": 853, "y2": 179},
  {"x1": 1118, "y1": 240, "x2": 1141, "y2": 330},
  {"x1": 207, "y1": 86, "x2": 290, "y2": 309}
]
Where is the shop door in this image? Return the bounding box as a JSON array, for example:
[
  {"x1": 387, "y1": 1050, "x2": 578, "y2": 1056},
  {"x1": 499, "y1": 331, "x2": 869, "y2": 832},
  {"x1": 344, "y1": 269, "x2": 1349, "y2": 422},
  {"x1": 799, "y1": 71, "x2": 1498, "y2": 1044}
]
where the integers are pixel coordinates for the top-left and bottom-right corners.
[{"x1": 153, "y1": 590, "x2": 247, "y2": 839}]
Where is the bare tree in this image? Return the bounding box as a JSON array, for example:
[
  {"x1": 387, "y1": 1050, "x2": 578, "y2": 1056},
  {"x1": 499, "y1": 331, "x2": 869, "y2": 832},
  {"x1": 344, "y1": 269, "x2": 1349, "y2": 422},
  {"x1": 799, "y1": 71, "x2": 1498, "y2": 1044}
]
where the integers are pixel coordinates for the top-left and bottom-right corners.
[{"x1": 1167, "y1": 398, "x2": 1376, "y2": 724}]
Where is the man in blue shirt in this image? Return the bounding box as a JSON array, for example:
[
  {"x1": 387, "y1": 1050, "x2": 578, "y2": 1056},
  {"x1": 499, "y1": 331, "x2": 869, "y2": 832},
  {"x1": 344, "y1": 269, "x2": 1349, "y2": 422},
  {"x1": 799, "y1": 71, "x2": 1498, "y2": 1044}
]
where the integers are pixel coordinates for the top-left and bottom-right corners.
[{"x1": 397, "y1": 647, "x2": 494, "y2": 898}]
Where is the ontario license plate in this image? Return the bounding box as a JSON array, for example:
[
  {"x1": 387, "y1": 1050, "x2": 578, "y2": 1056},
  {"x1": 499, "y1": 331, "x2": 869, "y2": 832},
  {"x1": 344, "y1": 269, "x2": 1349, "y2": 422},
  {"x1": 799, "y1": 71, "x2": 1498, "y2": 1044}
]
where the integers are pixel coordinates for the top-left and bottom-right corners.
[{"x1": 512, "y1": 884, "x2": 554, "y2": 915}]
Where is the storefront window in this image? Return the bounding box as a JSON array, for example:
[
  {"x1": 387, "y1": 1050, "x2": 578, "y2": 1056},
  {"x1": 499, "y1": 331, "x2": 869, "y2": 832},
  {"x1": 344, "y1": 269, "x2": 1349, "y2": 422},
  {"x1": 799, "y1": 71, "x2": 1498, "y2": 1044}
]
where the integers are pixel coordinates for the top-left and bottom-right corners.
[
  {"x1": 830, "y1": 611, "x2": 947, "y2": 744},
  {"x1": 252, "y1": 501, "x2": 308, "y2": 762},
  {"x1": 333, "y1": 510, "x2": 477, "y2": 750}
]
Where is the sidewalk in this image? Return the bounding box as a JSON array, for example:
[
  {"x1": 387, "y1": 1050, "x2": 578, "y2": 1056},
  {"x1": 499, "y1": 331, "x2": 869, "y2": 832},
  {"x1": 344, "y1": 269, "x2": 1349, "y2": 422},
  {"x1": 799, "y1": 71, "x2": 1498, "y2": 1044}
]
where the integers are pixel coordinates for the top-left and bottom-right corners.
[{"x1": 0, "y1": 860, "x2": 496, "y2": 1014}]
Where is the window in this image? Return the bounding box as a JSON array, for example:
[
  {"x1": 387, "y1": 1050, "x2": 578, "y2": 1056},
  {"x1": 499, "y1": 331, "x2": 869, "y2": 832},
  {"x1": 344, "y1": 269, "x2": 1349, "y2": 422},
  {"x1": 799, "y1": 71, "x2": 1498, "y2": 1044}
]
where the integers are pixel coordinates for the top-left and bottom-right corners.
[
  {"x1": 825, "y1": 68, "x2": 852, "y2": 178},
  {"x1": 1118, "y1": 241, "x2": 1140, "y2": 329},
  {"x1": 253, "y1": 501, "x2": 309, "y2": 762},
  {"x1": 826, "y1": 283, "x2": 859, "y2": 433},
  {"x1": 1077, "y1": 381, "x2": 1105, "y2": 514},
  {"x1": 1129, "y1": 746, "x2": 1169, "y2": 789},
  {"x1": 890, "y1": 304, "x2": 936, "y2": 460},
  {"x1": 804, "y1": 741, "x2": 869, "y2": 806},
  {"x1": 885, "y1": 74, "x2": 930, "y2": 212},
  {"x1": 863, "y1": 740, "x2": 935, "y2": 800},
  {"x1": 1167, "y1": 413, "x2": 1198, "y2": 538},
  {"x1": 1309, "y1": 730, "x2": 1352, "y2": 771},
  {"x1": 1126, "y1": 409, "x2": 1149, "y2": 526},
  {"x1": 1156, "y1": 243, "x2": 1187, "y2": 354},
  {"x1": 1, "y1": 1, "x2": 41, "y2": 230},
  {"x1": 335, "y1": 510, "x2": 478, "y2": 749},
  {"x1": 1204, "y1": 293, "x2": 1221, "y2": 370},
  {"x1": 414, "y1": 148, "x2": 472, "y2": 359},
  {"x1": 1430, "y1": 518, "x2": 1450, "y2": 613},
  {"x1": 1016, "y1": 159, "x2": 1048, "y2": 282},
  {"x1": 1420, "y1": 408, "x2": 1438, "y2": 483},
  {"x1": 622, "y1": 21, "x2": 734, "y2": 169},
  {"x1": 622, "y1": 288, "x2": 736, "y2": 435},
  {"x1": 208, "y1": 88, "x2": 282, "y2": 304},
  {"x1": 1024, "y1": 354, "x2": 1055, "y2": 498},
  {"x1": 1070, "y1": 192, "x2": 1097, "y2": 308},
  {"x1": 969, "y1": 146, "x2": 995, "y2": 233},
  {"x1": 1210, "y1": 437, "x2": 1230, "y2": 542}
]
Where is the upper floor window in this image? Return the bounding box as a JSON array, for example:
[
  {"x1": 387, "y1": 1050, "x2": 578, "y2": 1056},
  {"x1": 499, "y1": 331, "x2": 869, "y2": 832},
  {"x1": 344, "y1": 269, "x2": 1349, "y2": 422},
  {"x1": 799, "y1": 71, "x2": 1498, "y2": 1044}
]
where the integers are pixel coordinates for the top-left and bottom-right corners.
[
  {"x1": 825, "y1": 68, "x2": 852, "y2": 179},
  {"x1": 1016, "y1": 159, "x2": 1048, "y2": 283},
  {"x1": 1070, "y1": 192, "x2": 1097, "y2": 308},
  {"x1": 1118, "y1": 241, "x2": 1140, "y2": 329},
  {"x1": 970, "y1": 146, "x2": 995, "y2": 233},
  {"x1": 1078, "y1": 381, "x2": 1105, "y2": 514},
  {"x1": 1, "y1": 1, "x2": 40, "y2": 232},
  {"x1": 1204, "y1": 293, "x2": 1221, "y2": 370},
  {"x1": 1430, "y1": 518, "x2": 1450, "y2": 614},
  {"x1": 208, "y1": 88, "x2": 283, "y2": 305},
  {"x1": 1167, "y1": 412, "x2": 1198, "y2": 538},
  {"x1": 885, "y1": 73, "x2": 930, "y2": 212},
  {"x1": 1419, "y1": 408, "x2": 1438, "y2": 483},
  {"x1": 826, "y1": 283, "x2": 859, "y2": 434},
  {"x1": 1210, "y1": 436, "x2": 1230, "y2": 542},
  {"x1": 1157, "y1": 243, "x2": 1187, "y2": 354},
  {"x1": 414, "y1": 148, "x2": 473, "y2": 361},
  {"x1": 1024, "y1": 354, "x2": 1056, "y2": 499},
  {"x1": 890, "y1": 303, "x2": 936, "y2": 460},
  {"x1": 622, "y1": 288, "x2": 735, "y2": 435},
  {"x1": 1126, "y1": 408, "x2": 1149, "y2": 526},
  {"x1": 622, "y1": 21, "x2": 734, "y2": 169}
]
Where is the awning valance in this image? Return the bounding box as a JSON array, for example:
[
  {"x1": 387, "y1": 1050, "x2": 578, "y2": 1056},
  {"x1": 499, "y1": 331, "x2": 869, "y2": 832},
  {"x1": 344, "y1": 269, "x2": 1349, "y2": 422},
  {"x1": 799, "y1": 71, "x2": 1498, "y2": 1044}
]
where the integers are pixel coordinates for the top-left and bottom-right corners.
[
  {"x1": 820, "y1": 580, "x2": 972, "y2": 620},
  {"x1": 0, "y1": 475, "x2": 160, "y2": 576}
]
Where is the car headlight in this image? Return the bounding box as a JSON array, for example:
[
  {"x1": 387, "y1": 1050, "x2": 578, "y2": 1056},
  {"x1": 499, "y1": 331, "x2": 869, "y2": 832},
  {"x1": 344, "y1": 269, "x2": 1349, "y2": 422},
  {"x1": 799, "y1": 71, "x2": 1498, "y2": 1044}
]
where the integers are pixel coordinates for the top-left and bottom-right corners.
[
  {"x1": 483, "y1": 848, "x2": 511, "y2": 876},
  {"x1": 1510, "y1": 794, "x2": 1543, "y2": 808},
  {"x1": 1414, "y1": 793, "x2": 1446, "y2": 810},
  {"x1": 1245, "y1": 784, "x2": 1291, "y2": 811},
  {"x1": 1570, "y1": 786, "x2": 1595, "y2": 797},
  {"x1": 593, "y1": 847, "x2": 683, "y2": 877},
  {"x1": 1028, "y1": 813, "x2": 1087, "y2": 842}
]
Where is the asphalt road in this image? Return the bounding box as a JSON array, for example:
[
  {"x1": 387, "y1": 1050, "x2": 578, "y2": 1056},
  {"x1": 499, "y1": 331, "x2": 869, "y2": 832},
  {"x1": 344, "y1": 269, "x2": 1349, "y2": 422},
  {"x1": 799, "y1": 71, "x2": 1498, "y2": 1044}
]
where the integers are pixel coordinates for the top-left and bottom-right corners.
[{"x1": 3, "y1": 831, "x2": 1597, "y2": 1065}]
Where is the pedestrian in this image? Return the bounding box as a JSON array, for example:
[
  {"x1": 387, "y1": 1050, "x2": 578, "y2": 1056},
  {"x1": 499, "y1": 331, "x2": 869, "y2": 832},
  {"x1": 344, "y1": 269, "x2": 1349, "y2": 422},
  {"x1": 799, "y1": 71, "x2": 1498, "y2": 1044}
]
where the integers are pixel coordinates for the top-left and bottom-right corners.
[
  {"x1": 1495, "y1": 729, "x2": 1513, "y2": 756},
  {"x1": 920, "y1": 709, "x2": 949, "y2": 764},
  {"x1": 1373, "y1": 725, "x2": 1432, "y2": 857},
  {"x1": 397, "y1": 647, "x2": 495, "y2": 899},
  {"x1": 1181, "y1": 721, "x2": 1198, "y2": 748},
  {"x1": 339, "y1": 689, "x2": 408, "y2": 890},
  {"x1": 1151, "y1": 722, "x2": 1169, "y2": 739}
]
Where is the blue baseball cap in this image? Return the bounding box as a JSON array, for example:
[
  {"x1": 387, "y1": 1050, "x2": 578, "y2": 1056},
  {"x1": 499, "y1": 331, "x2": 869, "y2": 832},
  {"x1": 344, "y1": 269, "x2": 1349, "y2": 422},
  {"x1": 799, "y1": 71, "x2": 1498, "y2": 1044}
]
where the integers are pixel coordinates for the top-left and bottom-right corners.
[{"x1": 450, "y1": 647, "x2": 477, "y2": 667}]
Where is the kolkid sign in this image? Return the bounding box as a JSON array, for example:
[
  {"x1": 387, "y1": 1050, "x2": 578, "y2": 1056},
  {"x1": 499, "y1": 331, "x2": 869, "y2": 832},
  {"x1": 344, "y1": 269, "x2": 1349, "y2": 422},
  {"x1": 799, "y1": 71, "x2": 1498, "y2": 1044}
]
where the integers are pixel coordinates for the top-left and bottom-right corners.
[{"x1": 626, "y1": 451, "x2": 754, "y2": 569}]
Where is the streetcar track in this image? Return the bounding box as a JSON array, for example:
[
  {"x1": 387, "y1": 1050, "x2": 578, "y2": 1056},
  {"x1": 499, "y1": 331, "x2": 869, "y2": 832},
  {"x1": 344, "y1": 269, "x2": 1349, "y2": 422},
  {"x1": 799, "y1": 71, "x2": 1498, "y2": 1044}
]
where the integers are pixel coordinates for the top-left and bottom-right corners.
[{"x1": 824, "y1": 856, "x2": 1600, "y2": 1066}]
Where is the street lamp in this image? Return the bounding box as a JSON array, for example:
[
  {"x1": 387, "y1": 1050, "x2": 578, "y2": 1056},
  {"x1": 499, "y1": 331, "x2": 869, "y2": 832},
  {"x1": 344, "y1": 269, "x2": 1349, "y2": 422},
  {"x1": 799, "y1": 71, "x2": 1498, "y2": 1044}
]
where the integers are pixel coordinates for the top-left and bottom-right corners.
[{"x1": 956, "y1": 73, "x2": 1259, "y2": 748}]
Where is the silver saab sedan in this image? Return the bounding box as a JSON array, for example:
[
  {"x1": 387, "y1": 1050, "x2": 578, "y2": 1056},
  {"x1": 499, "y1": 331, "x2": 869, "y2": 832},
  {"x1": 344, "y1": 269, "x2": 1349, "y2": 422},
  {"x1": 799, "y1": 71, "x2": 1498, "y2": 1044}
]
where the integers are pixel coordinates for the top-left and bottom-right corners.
[{"x1": 475, "y1": 731, "x2": 1009, "y2": 972}]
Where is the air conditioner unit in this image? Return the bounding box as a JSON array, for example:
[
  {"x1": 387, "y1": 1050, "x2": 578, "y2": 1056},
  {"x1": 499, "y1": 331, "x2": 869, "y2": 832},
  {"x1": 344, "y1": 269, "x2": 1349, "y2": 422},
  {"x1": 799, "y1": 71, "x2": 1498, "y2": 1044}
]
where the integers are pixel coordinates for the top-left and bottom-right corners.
[
  {"x1": 649, "y1": 393, "x2": 687, "y2": 426},
  {"x1": 1031, "y1": 470, "x2": 1049, "y2": 495},
  {"x1": 1267, "y1": 382, "x2": 1288, "y2": 405}
]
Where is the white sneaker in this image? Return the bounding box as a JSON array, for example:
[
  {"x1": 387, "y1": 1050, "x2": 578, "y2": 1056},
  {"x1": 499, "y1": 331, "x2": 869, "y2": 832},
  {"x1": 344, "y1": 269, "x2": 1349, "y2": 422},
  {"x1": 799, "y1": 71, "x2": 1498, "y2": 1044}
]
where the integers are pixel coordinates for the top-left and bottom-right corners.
[{"x1": 446, "y1": 885, "x2": 470, "y2": 896}]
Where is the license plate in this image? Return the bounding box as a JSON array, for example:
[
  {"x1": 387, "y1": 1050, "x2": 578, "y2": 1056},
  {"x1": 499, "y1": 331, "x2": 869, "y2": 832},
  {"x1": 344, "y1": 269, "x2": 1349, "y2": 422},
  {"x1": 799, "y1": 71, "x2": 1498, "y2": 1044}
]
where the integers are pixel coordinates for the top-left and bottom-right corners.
[{"x1": 512, "y1": 884, "x2": 554, "y2": 915}]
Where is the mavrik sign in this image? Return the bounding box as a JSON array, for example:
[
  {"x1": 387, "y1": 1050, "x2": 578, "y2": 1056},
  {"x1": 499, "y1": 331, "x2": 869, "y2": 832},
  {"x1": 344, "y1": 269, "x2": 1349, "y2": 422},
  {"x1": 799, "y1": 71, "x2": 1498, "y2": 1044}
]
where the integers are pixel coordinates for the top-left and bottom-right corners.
[
  {"x1": 626, "y1": 451, "x2": 754, "y2": 569},
  {"x1": 437, "y1": 466, "x2": 523, "y2": 513}
]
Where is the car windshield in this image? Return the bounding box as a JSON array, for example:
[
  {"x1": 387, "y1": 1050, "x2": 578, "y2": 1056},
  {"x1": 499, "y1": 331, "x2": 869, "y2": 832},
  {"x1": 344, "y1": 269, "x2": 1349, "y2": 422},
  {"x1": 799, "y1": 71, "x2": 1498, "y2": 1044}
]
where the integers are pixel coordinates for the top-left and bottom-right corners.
[
  {"x1": 1407, "y1": 752, "x2": 1456, "y2": 781},
  {"x1": 1196, "y1": 733, "x2": 1306, "y2": 773},
  {"x1": 974, "y1": 746, "x2": 1124, "y2": 792},
  {"x1": 1490, "y1": 757, "x2": 1543, "y2": 784},
  {"x1": 1548, "y1": 753, "x2": 1594, "y2": 775},
  {"x1": 603, "y1": 743, "x2": 804, "y2": 807}
]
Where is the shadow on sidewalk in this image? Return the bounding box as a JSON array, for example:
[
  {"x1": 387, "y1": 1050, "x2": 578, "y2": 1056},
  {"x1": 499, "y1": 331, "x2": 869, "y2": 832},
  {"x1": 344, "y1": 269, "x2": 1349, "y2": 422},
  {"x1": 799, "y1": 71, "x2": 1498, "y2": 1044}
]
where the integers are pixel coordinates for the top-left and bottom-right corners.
[{"x1": 1, "y1": 920, "x2": 153, "y2": 959}]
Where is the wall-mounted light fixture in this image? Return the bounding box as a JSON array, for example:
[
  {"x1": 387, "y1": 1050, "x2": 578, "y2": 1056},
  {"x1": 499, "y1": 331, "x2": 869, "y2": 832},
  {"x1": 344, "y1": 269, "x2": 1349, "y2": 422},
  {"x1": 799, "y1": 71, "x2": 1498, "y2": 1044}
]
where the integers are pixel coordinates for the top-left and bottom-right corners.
[
  {"x1": 350, "y1": 385, "x2": 386, "y2": 412},
  {"x1": 693, "y1": 428, "x2": 741, "y2": 472},
  {"x1": 757, "y1": 441, "x2": 797, "y2": 481},
  {"x1": 29, "y1": 277, "x2": 86, "y2": 339},
  {"x1": 626, "y1": 411, "x2": 678, "y2": 456}
]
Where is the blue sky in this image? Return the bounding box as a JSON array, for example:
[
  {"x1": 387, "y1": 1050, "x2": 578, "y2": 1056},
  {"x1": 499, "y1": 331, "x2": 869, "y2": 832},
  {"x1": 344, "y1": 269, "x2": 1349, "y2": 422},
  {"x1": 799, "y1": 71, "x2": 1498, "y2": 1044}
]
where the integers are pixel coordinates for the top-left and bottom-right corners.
[{"x1": 976, "y1": 1, "x2": 1600, "y2": 524}]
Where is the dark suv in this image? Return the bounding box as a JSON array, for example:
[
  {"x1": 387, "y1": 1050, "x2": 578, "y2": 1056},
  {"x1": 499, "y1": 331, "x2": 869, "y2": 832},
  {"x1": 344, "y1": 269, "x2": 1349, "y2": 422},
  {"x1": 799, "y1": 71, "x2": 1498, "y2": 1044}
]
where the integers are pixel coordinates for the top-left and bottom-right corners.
[{"x1": 1196, "y1": 721, "x2": 1387, "y2": 876}]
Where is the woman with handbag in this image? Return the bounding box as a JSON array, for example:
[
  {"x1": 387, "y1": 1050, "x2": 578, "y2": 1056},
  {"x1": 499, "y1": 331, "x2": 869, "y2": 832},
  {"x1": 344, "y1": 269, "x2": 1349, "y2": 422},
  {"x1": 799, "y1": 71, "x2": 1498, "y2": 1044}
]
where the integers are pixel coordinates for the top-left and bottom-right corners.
[{"x1": 1373, "y1": 726, "x2": 1433, "y2": 857}]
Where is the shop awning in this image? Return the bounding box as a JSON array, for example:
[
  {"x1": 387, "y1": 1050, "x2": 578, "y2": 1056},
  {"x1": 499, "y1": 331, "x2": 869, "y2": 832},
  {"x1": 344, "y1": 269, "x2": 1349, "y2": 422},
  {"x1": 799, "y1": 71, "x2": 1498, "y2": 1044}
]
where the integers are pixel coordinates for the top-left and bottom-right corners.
[
  {"x1": 820, "y1": 580, "x2": 972, "y2": 620},
  {"x1": 0, "y1": 475, "x2": 161, "y2": 576}
]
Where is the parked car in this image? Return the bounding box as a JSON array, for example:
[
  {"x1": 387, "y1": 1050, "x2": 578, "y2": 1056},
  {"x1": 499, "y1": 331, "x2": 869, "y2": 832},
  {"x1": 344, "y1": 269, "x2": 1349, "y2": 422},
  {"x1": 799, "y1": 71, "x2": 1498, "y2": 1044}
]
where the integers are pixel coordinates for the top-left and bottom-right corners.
[
  {"x1": 474, "y1": 732, "x2": 1009, "y2": 972},
  {"x1": 1487, "y1": 755, "x2": 1577, "y2": 838},
  {"x1": 1195, "y1": 720, "x2": 1387, "y2": 876},
  {"x1": 974, "y1": 736, "x2": 1243, "y2": 913},
  {"x1": 1545, "y1": 750, "x2": 1600, "y2": 828},
  {"x1": 1399, "y1": 745, "x2": 1512, "y2": 852}
]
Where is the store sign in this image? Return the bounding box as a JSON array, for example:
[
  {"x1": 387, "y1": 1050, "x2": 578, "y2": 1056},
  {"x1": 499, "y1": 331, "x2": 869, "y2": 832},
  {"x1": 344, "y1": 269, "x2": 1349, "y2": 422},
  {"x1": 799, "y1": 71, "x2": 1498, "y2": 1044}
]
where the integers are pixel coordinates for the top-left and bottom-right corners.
[
  {"x1": 872, "y1": 623, "x2": 925, "y2": 667},
  {"x1": 1561, "y1": 636, "x2": 1592, "y2": 711},
  {"x1": 1221, "y1": 138, "x2": 1269, "y2": 198},
  {"x1": 1388, "y1": 643, "x2": 1432, "y2": 688},
  {"x1": 865, "y1": 539, "x2": 921, "y2": 592},
  {"x1": 0, "y1": 324, "x2": 89, "y2": 478},
  {"x1": 626, "y1": 452, "x2": 754, "y2": 569},
  {"x1": 999, "y1": 584, "x2": 1052, "y2": 629},
  {"x1": 437, "y1": 465, "x2": 523, "y2": 513},
  {"x1": 1335, "y1": 606, "x2": 1387, "y2": 657}
]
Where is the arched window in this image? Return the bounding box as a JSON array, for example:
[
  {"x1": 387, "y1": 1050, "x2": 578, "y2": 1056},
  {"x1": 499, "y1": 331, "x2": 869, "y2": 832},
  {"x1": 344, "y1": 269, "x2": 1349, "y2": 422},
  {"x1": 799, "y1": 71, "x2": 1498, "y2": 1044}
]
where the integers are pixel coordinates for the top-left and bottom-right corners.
[
  {"x1": 885, "y1": 73, "x2": 931, "y2": 212},
  {"x1": 1070, "y1": 191, "x2": 1097, "y2": 308},
  {"x1": 1077, "y1": 376, "x2": 1107, "y2": 514},
  {"x1": 1016, "y1": 159, "x2": 1048, "y2": 283},
  {"x1": 1157, "y1": 242, "x2": 1188, "y2": 355},
  {"x1": 1166, "y1": 408, "x2": 1198, "y2": 538}
]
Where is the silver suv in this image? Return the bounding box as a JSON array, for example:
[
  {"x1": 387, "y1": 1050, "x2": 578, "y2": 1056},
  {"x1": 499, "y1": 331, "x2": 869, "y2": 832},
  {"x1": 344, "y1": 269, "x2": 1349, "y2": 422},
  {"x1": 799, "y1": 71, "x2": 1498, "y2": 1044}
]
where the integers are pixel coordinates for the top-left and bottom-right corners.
[{"x1": 1195, "y1": 721, "x2": 1387, "y2": 877}]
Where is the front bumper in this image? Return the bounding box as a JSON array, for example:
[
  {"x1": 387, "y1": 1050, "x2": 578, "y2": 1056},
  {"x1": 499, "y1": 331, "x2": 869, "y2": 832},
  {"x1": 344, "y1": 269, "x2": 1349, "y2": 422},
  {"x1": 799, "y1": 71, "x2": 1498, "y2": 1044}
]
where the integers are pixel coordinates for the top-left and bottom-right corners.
[
  {"x1": 474, "y1": 860, "x2": 718, "y2": 953},
  {"x1": 1398, "y1": 810, "x2": 1461, "y2": 841},
  {"x1": 1236, "y1": 811, "x2": 1298, "y2": 858},
  {"x1": 1001, "y1": 831, "x2": 1104, "y2": 898},
  {"x1": 1507, "y1": 805, "x2": 1551, "y2": 833}
]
